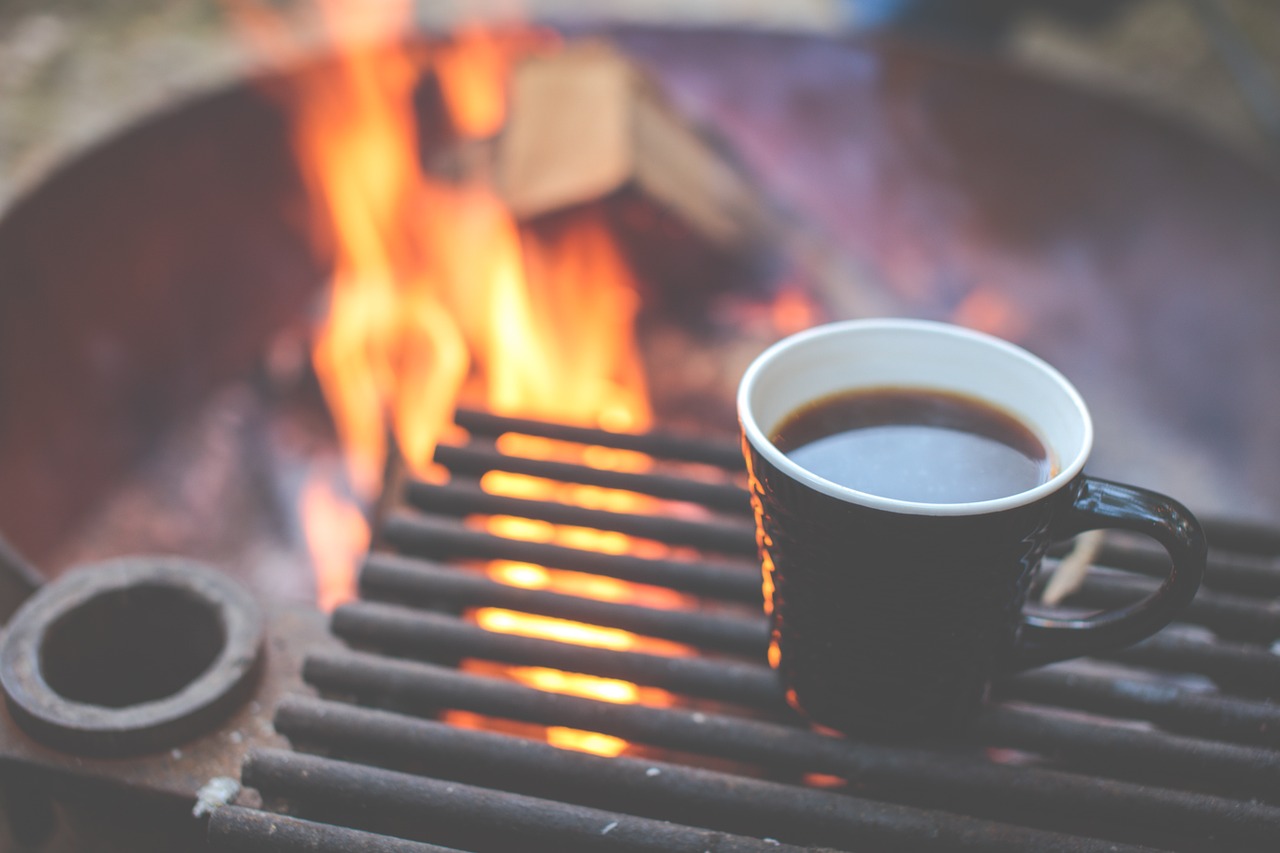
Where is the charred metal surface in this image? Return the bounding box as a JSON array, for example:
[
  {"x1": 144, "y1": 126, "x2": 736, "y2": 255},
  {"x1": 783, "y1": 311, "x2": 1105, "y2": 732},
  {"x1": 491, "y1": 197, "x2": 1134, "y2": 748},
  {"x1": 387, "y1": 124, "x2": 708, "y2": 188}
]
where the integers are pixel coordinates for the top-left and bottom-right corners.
[
  {"x1": 1101, "y1": 629, "x2": 1280, "y2": 689},
  {"x1": 242, "y1": 748, "x2": 835, "y2": 853},
  {"x1": 997, "y1": 666, "x2": 1280, "y2": 747},
  {"x1": 208, "y1": 806, "x2": 463, "y2": 853},
  {"x1": 268, "y1": 696, "x2": 1154, "y2": 853},
  {"x1": 1, "y1": 557, "x2": 264, "y2": 756},
  {"x1": 0, "y1": 593, "x2": 328, "y2": 851},
  {"x1": 0, "y1": 80, "x2": 320, "y2": 564},
  {"x1": 971, "y1": 705, "x2": 1280, "y2": 798},
  {"x1": 217, "y1": 413, "x2": 1280, "y2": 853}
]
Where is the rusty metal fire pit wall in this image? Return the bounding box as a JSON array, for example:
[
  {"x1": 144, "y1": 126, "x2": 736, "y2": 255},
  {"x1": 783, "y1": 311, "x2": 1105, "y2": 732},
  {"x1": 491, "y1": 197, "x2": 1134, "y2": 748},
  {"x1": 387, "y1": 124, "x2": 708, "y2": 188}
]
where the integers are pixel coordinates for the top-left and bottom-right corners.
[{"x1": 0, "y1": 557, "x2": 264, "y2": 757}]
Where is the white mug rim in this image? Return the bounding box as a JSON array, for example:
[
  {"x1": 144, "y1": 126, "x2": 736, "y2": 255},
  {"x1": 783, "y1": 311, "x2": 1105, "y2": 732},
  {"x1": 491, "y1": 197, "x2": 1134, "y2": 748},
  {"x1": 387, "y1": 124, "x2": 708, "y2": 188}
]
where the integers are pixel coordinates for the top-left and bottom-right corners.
[{"x1": 738, "y1": 318, "x2": 1094, "y2": 517}]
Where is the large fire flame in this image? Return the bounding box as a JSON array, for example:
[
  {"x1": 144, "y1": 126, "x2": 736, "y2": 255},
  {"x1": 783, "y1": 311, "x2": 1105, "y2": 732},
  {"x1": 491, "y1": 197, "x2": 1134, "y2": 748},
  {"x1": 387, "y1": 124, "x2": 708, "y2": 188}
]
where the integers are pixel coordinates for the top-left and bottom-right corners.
[{"x1": 237, "y1": 1, "x2": 682, "y2": 755}]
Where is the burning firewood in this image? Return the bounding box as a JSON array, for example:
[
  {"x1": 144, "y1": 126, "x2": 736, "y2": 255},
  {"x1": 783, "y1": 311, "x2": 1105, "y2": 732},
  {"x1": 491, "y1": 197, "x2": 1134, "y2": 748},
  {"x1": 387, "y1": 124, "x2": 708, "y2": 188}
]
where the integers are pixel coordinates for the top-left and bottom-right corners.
[
  {"x1": 496, "y1": 41, "x2": 776, "y2": 308},
  {"x1": 496, "y1": 38, "x2": 901, "y2": 328}
]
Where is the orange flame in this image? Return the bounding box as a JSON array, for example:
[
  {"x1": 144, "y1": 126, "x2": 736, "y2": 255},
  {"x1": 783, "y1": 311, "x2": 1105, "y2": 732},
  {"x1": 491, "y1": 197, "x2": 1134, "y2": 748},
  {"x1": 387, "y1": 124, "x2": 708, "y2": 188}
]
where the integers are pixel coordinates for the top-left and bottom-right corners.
[
  {"x1": 237, "y1": 2, "x2": 676, "y2": 756},
  {"x1": 434, "y1": 27, "x2": 523, "y2": 139},
  {"x1": 299, "y1": 476, "x2": 368, "y2": 611}
]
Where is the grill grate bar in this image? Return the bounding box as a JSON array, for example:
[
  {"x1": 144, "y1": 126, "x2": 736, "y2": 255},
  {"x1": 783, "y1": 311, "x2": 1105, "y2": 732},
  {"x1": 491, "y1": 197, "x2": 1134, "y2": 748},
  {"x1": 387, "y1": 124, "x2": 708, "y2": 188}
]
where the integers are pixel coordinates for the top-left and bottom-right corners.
[
  {"x1": 274, "y1": 695, "x2": 1162, "y2": 853},
  {"x1": 1072, "y1": 539, "x2": 1280, "y2": 597},
  {"x1": 301, "y1": 650, "x2": 1280, "y2": 849},
  {"x1": 973, "y1": 705, "x2": 1280, "y2": 800},
  {"x1": 242, "y1": 748, "x2": 830, "y2": 853},
  {"x1": 453, "y1": 407, "x2": 745, "y2": 469},
  {"x1": 378, "y1": 512, "x2": 762, "y2": 601},
  {"x1": 357, "y1": 553, "x2": 766, "y2": 654},
  {"x1": 998, "y1": 667, "x2": 1280, "y2": 747},
  {"x1": 404, "y1": 478, "x2": 758, "y2": 556},
  {"x1": 432, "y1": 442, "x2": 751, "y2": 514},
  {"x1": 206, "y1": 806, "x2": 466, "y2": 853},
  {"x1": 1199, "y1": 517, "x2": 1280, "y2": 556},
  {"x1": 1099, "y1": 629, "x2": 1280, "y2": 689},
  {"x1": 1063, "y1": 571, "x2": 1279, "y2": 644}
]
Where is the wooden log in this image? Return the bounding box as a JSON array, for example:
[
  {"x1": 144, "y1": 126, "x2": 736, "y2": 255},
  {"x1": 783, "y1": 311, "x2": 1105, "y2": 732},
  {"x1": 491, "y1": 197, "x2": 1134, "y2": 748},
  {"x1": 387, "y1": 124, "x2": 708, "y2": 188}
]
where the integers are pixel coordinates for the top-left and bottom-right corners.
[
  {"x1": 495, "y1": 41, "x2": 777, "y2": 308},
  {"x1": 496, "y1": 40, "x2": 902, "y2": 318}
]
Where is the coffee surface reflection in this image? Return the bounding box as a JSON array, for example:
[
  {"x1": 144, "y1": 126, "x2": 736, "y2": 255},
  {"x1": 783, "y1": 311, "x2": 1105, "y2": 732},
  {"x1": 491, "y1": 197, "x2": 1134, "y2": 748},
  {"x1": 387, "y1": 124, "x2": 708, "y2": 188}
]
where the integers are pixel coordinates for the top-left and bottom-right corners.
[{"x1": 772, "y1": 387, "x2": 1052, "y2": 503}]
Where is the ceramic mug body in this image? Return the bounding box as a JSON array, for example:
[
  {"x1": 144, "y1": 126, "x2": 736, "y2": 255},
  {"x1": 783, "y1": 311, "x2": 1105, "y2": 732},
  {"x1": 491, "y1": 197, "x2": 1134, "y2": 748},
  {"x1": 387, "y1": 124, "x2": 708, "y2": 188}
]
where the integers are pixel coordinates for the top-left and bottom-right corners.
[{"x1": 738, "y1": 319, "x2": 1205, "y2": 735}]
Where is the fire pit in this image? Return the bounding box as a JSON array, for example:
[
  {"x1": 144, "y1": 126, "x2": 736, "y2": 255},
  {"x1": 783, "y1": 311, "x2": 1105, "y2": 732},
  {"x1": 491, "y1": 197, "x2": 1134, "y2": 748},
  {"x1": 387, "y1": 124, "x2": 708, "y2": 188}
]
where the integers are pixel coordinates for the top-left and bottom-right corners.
[
  {"x1": 5, "y1": 408, "x2": 1274, "y2": 851},
  {"x1": 1, "y1": 12, "x2": 1279, "y2": 853}
]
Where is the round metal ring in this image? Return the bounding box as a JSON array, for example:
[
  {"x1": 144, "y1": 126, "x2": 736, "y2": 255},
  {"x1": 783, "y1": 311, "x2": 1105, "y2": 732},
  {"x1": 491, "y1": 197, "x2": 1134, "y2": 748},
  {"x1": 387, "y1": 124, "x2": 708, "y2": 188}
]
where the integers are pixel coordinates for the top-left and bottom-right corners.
[{"x1": 0, "y1": 557, "x2": 264, "y2": 756}]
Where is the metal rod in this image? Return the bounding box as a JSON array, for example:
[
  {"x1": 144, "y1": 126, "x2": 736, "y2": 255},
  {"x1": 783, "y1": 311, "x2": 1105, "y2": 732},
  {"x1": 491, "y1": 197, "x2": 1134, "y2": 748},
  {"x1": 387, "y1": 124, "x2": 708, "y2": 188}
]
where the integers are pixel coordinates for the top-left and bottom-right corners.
[
  {"x1": 377, "y1": 513, "x2": 762, "y2": 602},
  {"x1": 1064, "y1": 571, "x2": 1279, "y2": 644},
  {"x1": 301, "y1": 650, "x2": 1280, "y2": 848},
  {"x1": 1048, "y1": 537, "x2": 1280, "y2": 598},
  {"x1": 998, "y1": 666, "x2": 1280, "y2": 747},
  {"x1": 332, "y1": 600, "x2": 779, "y2": 706},
  {"x1": 206, "y1": 806, "x2": 463, "y2": 853},
  {"x1": 404, "y1": 479, "x2": 758, "y2": 556},
  {"x1": 453, "y1": 408, "x2": 745, "y2": 469},
  {"x1": 272, "y1": 695, "x2": 1160, "y2": 853},
  {"x1": 1200, "y1": 516, "x2": 1280, "y2": 557},
  {"x1": 356, "y1": 554, "x2": 767, "y2": 655},
  {"x1": 972, "y1": 704, "x2": 1280, "y2": 800},
  {"x1": 1097, "y1": 629, "x2": 1280, "y2": 695},
  {"x1": 242, "y1": 748, "x2": 832, "y2": 853},
  {"x1": 432, "y1": 442, "x2": 751, "y2": 514}
]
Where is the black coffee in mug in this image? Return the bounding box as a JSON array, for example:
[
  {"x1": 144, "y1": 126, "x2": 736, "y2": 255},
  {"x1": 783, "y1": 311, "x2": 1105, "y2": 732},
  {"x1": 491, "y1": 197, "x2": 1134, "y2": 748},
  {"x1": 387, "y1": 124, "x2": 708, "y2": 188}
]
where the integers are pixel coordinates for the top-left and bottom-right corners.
[
  {"x1": 738, "y1": 319, "x2": 1206, "y2": 736},
  {"x1": 772, "y1": 388, "x2": 1053, "y2": 504}
]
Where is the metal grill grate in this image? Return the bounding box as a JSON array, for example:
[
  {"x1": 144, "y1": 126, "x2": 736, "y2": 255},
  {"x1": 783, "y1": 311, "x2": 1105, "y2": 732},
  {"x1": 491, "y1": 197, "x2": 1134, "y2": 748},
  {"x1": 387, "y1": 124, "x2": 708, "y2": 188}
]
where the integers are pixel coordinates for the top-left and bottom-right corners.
[{"x1": 208, "y1": 410, "x2": 1280, "y2": 853}]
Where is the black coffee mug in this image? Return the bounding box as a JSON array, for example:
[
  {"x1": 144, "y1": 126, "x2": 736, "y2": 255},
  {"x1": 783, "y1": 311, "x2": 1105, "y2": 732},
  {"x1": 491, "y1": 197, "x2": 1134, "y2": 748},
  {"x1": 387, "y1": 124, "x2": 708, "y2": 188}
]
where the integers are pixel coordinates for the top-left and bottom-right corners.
[{"x1": 738, "y1": 319, "x2": 1206, "y2": 735}]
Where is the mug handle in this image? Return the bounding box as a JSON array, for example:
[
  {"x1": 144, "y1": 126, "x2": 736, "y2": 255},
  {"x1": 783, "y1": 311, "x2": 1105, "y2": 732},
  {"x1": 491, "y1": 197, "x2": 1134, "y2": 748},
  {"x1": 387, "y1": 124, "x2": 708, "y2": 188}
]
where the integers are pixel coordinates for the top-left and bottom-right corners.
[{"x1": 1011, "y1": 476, "x2": 1207, "y2": 669}]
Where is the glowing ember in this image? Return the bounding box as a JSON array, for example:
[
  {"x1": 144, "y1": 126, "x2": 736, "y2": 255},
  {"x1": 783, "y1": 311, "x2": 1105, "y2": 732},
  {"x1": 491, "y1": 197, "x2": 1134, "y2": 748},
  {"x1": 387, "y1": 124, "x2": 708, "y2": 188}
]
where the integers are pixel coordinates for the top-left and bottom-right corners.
[
  {"x1": 951, "y1": 285, "x2": 1026, "y2": 340},
  {"x1": 546, "y1": 729, "x2": 629, "y2": 757},
  {"x1": 475, "y1": 608, "x2": 692, "y2": 658},
  {"x1": 769, "y1": 283, "x2": 820, "y2": 336}
]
